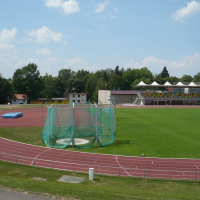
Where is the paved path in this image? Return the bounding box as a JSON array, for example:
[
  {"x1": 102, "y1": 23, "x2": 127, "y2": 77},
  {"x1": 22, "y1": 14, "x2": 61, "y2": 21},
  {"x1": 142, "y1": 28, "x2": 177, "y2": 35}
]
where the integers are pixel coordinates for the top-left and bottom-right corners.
[{"x1": 0, "y1": 187, "x2": 70, "y2": 200}]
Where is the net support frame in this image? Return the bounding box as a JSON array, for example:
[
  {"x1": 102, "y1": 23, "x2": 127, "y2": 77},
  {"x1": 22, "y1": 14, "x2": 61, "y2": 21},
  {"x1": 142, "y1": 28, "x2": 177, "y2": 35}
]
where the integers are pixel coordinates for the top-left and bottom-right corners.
[{"x1": 95, "y1": 102, "x2": 98, "y2": 148}]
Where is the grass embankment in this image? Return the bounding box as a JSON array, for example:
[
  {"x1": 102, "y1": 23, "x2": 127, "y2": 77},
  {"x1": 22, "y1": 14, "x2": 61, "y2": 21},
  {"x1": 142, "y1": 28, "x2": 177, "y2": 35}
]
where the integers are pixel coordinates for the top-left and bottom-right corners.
[
  {"x1": 0, "y1": 161, "x2": 200, "y2": 200},
  {"x1": 1, "y1": 108, "x2": 200, "y2": 158}
]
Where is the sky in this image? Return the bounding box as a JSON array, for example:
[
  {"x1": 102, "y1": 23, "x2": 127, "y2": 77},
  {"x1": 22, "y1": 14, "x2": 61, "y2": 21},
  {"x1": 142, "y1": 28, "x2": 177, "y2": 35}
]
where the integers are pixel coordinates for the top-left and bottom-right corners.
[{"x1": 0, "y1": 0, "x2": 200, "y2": 79}]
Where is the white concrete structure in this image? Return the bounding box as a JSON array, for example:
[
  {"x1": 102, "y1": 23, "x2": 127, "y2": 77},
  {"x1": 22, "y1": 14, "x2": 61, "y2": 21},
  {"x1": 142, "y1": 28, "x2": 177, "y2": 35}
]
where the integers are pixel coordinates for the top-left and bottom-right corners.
[{"x1": 69, "y1": 93, "x2": 87, "y2": 104}]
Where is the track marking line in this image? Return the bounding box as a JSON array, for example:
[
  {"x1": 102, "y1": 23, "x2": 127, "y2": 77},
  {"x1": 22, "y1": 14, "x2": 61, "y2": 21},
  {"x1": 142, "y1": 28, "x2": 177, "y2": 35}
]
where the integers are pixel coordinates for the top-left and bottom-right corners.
[
  {"x1": 60, "y1": 153, "x2": 65, "y2": 156},
  {"x1": 152, "y1": 161, "x2": 153, "y2": 164},
  {"x1": 135, "y1": 166, "x2": 138, "y2": 169},
  {"x1": 116, "y1": 156, "x2": 132, "y2": 177},
  {"x1": 31, "y1": 149, "x2": 51, "y2": 165},
  {"x1": 94, "y1": 160, "x2": 98, "y2": 162},
  {"x1": 195, "y1": 165, "x2": 199, "y2": 169},
  {"x1": 182, "y1": 172, "x2": 186, "y2": 175}
]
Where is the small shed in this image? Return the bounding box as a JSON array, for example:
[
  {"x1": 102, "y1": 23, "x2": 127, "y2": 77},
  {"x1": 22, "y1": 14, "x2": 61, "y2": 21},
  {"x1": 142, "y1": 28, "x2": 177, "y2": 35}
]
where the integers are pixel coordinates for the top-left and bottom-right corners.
[{"x1": 10, "y1": 94, "x2": 28, "y2": 104}]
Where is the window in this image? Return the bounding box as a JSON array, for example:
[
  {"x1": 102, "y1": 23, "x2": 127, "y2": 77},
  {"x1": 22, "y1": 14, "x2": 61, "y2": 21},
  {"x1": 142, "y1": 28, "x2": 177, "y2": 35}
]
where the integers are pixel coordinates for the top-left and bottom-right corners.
[
  {"x1": 23, "y1": 99, "x2": 25, "y2": 102},
  {"x1": 73, "y1": 95, "x2": 75, "y2": 98},
  {"x1": 78, "y1": 94, "x2": 80, "y2": 97},
  {"x1": 73, "y1": 100, "x2": 75, "y2": 102},
  {"x1": 14, "y1": 100, "x2": 16, "y2": 102},
  {"x1": 78, "y1": 100, "x2": 80, "y2": 103}
]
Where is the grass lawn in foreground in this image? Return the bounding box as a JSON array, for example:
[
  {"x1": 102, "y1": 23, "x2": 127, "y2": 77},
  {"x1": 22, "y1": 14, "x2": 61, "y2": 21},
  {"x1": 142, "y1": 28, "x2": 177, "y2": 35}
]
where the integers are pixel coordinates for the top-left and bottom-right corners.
[
  {"x1": 0, "y1": 161, "x2": 200, "y2": 200},
  {"x1": 0, "y1": 108, "x2": 200, "y2": 158}
]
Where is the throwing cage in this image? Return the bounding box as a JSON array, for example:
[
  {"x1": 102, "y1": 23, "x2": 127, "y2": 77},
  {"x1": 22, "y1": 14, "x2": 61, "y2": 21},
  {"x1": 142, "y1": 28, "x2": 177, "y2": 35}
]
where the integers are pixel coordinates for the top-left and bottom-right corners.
[{"x1": 42, "y1": 101, "x2": 116, "y2": 148}]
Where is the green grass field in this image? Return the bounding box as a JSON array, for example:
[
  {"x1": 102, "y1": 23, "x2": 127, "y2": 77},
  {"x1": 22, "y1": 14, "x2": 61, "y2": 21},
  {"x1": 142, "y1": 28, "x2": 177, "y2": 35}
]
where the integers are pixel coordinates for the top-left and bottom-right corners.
[
  {"x1": 0, "y1": 161, "x2": 200, "y2": 200},
  {"x1": 1, "y1": 107, "x2": 200, "y2": 158},
  {"x1": 1, "y1": 107, "x2": 200, "y2": 199}
]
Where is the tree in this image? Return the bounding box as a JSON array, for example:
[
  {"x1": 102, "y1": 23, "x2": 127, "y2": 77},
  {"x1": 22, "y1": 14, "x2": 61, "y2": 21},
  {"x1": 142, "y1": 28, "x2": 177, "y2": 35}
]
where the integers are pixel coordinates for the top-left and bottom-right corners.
[
  {"x1": 40, "y1": 74, "x2": 57, "y2": 100},
  {"x1": 12, "y1": 63, "x2": 43, "y2": 101},
  {"x1": 122, "y1": 69, "x2": 134, "y2": 90},
  {"x1": 180, "y1": 75, "x2": 193, "y2": 83},
  {"x1": 160, "y1": 66, "x2": 169, "y2": 78},
  {"x1": 193, "y1": 72, "x2": 200, "y2": 82},
  {"x1": 0, "y1": 77, "x2": 12, "y2": 104},
  {"x1": 134, "y1": 67, "x2": 153, "y2": 81},
  {"x1": 86, "y1": 80, "x2": 91, "y2": 101},
  {"x1": 168, "y1": 76, "x2": 180, "y2": 84},
  {"x1": 107, "y1": 74, "x2": 122, "y2": 90}
]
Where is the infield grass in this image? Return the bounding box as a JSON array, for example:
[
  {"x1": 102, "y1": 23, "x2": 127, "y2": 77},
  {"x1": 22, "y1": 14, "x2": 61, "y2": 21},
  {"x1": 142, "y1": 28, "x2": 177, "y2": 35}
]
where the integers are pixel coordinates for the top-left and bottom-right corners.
[{"x1": 0, "y1": 108, "x2": 200, "y2": 158}]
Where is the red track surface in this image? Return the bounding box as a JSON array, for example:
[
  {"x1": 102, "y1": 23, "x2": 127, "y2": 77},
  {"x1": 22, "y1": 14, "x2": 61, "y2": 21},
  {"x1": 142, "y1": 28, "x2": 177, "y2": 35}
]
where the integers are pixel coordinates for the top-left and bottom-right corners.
[
  {"x1": 1, "y1": 105, "x2": 200, "y2": 180},
  {"x1": 0, "y1": 108, "x2": 47, "y2": 127}
]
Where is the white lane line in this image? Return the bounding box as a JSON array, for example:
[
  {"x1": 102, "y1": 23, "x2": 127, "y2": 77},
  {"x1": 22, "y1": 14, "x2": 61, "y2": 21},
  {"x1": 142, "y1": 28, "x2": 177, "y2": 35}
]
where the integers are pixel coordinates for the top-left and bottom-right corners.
[
  {"x1": 152, "y1": 161, "x2": 153, "y2": 164},
  {"x1": 116, "y1": 156, "x2": 132, "y2": 177},
  {"x1": 31, "y1": 148, "x2": 51, "y2": 165},
  {"x1": 195, "y1": 165, "x2": 199, "y2": 169}
]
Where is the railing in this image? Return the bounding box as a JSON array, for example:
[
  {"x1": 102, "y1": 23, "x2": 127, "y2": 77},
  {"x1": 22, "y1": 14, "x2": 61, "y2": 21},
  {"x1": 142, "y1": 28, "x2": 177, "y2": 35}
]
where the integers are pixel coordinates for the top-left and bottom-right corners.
[{"x1": 1, "y1": 153, "x2": 199, "y2": 182}]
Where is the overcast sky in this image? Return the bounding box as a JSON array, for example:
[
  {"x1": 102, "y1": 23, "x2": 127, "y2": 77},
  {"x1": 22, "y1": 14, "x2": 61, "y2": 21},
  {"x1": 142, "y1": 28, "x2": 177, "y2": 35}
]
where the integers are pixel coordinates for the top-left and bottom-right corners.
[{"x1": 1, "y1": 0, "x2": 200, "y2": 79}]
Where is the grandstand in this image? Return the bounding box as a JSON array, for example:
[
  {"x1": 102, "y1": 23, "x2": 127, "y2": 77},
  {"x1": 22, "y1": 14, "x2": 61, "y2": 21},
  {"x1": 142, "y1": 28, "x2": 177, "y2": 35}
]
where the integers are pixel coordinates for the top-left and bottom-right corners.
[
  {"x1": 134, "y1": 81, "x2": 200, "y2": 105},
  {"x1": 42, "y1": 101, "x2": 116, "y2": 148}
]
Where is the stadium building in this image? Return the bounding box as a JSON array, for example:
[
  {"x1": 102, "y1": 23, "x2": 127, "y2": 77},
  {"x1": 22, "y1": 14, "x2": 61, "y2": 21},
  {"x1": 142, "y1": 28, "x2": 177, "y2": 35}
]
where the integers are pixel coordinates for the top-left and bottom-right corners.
[{"x1": 135, "y1": 81, "x2": 200, "y2": 106}]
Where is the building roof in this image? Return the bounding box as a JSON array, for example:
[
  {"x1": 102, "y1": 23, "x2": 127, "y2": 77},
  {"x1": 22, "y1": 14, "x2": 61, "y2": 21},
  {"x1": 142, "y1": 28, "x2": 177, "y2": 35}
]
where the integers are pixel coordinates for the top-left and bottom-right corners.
[
  {"x1": 69, "y1": 93, "x2": 87, "y2": 94},
  {"x1": 111, "y1": 90, "x2": 155, "y2": 95},
  {"x1": 10, "y1": 94, "x2": 28, "y2": 100}
]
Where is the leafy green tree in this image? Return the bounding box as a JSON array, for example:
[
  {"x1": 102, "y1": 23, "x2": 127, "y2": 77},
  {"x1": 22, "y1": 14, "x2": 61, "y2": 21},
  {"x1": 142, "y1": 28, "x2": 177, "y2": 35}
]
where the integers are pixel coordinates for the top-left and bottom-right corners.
[
  {"x1": 12, "y1": 63, "x2": 43, "y2": 101},
  {"x1": 134, "y1": 67, "x2": 153, "y2": 81},
  {"x1": 193, "y1": 72, "x2": 200, "y2": 82},
  {"x1": 154, "y1": 74, "x2": 166, "y2": 84},
  {"x1": 40, "y1": 74, "x2": 57, "y2": 100},
  {"x1": 160, "y1": 66, "x2": 169, "y2": 78},
  {"x1": 86, "y1": 80, "x2": 91, "y2": 101},
  {"x1": 168, "y1": 76, "x2": 180, "y2": 84},
  {"x1": 180, "y1": 75, "x2": 193, "y2": 83},
  {"x1": 0, "y1": 77, "x2": 12, "y2": 104},
  {"x1": 122, "y1": 69, "x2": 134, "y2": 90},
  {"x1": 107, "y1": 74, "x2": 122, "y2": 90},
  {"x1": 67, "y1": 79, "x2": 84, "y2": 93}
]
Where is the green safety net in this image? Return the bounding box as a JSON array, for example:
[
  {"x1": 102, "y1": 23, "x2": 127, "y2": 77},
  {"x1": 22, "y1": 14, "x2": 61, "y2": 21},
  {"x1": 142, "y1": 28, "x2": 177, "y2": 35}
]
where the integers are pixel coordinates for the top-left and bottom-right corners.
[{"x1": 42, "y1": 101, "x2": 116, "y2": 148}]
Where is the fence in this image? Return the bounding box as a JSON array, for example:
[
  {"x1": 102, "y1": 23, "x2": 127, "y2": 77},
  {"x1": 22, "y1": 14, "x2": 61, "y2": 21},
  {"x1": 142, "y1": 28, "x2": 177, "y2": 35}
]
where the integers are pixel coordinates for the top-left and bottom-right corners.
[{"x1": 1, "y1": 153, "x2": 199, "y2": 182}]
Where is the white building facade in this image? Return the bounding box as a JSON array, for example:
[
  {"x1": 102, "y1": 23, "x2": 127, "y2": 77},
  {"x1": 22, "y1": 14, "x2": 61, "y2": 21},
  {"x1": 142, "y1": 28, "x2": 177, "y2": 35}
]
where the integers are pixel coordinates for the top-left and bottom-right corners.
[{"x1": 69, "y1": 93, "x2": 87, "y2": 104}]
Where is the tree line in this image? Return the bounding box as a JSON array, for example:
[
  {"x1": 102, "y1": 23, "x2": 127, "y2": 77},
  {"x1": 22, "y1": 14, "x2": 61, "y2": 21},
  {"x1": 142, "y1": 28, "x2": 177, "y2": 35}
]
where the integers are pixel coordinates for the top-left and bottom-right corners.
[{"x1": 1, "y1": 63, "x2": 200, "y2": 104}]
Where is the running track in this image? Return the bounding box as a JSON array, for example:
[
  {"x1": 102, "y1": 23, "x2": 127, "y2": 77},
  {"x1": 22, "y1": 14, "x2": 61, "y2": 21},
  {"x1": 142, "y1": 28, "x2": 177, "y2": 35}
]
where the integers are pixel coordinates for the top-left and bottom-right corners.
[{"x1": 0, "y1": 105, "x2": 200, "y2": 180}]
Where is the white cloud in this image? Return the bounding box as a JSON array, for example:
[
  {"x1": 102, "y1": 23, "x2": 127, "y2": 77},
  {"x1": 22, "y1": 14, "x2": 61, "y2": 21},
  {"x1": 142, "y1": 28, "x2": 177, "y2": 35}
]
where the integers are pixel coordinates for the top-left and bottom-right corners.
[
  {"x1": 95, "y1": 1, "x2": 109, "y2": 13},
  {"x1": 62, "y1": 0, "x2": 80, "y2": 14},
  {"x1": 102, "y1": 24, "x2": 107, "y2": 28},
  {"x1": 29, "y1": 26, "x2": 65, "y2": 43},
  {"x1": 64, "y1": 57, "x2": 98, "y2": 71},
  {"x1": 0, "y1": 43, "x2": 15, "y2": 51},
  {"x1": 36, "y1": 48, "x2": 52, "y2": 55},
  {"x1": 172, "y1": 0, "x2": 200, "y2": 21},
  {"x1": 114, "y1": 7, "x2": 118, "y2": 13},
  {"x1": 0, "y1": 28, "x2": 17, "y2": 43},
  {"x1": 45, "y1": 0, "x2": 62, "y2": 7},
  {"x1": 124, "y1": 53, "x2": 200, "y2": 77},
  {"x1": 45, "y1": 0, "x2": 80, "y2": 15},
  {"x1": 111, "y1": 15, "x2": 116, "y2": 18}
]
